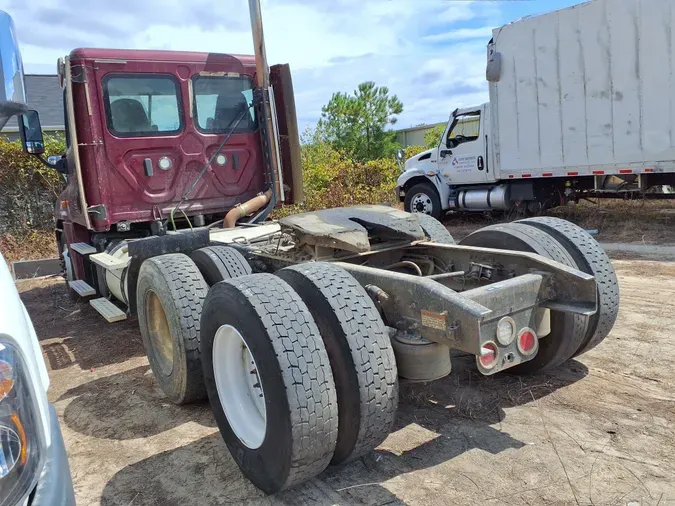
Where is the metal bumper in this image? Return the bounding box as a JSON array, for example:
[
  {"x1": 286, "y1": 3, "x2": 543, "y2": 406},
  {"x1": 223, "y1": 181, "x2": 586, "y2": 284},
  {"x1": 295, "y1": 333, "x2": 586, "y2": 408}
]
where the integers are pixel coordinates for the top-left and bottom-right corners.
[
  {"x1": 336, "y1": 244, "x2": 597, "y2": 373},
  {"x1": 31, "y1": 405, "x2": 76, "y2": 506}
]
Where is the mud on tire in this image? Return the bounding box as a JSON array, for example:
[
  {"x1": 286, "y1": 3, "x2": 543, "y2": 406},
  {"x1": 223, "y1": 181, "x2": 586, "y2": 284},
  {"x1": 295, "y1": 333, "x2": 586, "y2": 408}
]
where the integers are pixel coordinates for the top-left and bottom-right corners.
[
  {"x1": 277, "y1": 262, "x2": 398, "y2": 465},
  {"x1": 136, "y1": 254, "x2": 209, "y2": 404},
  {"x1": 200, "y1": 274, "x2": 339, "y2": 493}
]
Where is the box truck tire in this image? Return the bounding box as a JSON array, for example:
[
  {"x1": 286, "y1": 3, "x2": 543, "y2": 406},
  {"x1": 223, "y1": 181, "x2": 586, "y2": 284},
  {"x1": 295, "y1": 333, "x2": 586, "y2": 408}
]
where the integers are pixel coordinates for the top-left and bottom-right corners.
[
  {"x1": 136, "y1": 254, "x2": 209, "y2": 404},
  {"x1": 190, "y1": 245, "x2": 252, "y2": 286},
  {"x1": 200, "y1": 274, "x2": 338, "y2": 493},
  {"x1": 404, "y1": 183, "x2": 442, "y2": 219},
  {"x1": 516, "y1": 217, "x2": 619, "y2": 356},
  {"x1": 277, "y1": 262, "x2": 398, "y2": 465},
  {"x1": 460, "y1": 223, "x2": 588, "y2": 373}
]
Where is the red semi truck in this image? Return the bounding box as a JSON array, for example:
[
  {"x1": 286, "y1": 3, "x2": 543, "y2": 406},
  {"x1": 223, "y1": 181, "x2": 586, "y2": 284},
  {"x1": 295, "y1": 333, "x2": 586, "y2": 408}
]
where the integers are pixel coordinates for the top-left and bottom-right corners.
[{"x1": 13, "y1": 0, "x2": 618, "y2": 494}]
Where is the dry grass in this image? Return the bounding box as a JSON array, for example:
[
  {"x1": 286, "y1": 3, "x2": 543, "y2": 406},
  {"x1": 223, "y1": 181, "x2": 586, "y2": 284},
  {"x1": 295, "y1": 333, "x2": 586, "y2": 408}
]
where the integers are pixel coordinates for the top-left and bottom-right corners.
[{"x1": 0, "y1": 230, "x2": 58, "y2": 263}]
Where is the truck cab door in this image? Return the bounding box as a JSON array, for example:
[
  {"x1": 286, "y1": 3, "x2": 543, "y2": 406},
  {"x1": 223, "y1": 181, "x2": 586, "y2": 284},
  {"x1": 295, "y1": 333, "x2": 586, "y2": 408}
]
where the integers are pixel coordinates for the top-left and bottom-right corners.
[{"x1": 437, "y1": 109, "x2": 489, "y2": 185}]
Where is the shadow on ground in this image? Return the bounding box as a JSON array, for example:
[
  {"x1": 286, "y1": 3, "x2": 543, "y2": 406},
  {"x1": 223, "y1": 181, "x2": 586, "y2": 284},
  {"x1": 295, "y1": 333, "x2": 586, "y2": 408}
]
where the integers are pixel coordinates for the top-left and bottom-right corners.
[
  {"x1": 18, "y1": 278, "x2": 146, "y2": 371},
  {"x1": 58, "y1": 365, "x2": 216, "y2": 439},
  {"x1": 101, "y1": 355, "x2": 588, "y2": 505}
]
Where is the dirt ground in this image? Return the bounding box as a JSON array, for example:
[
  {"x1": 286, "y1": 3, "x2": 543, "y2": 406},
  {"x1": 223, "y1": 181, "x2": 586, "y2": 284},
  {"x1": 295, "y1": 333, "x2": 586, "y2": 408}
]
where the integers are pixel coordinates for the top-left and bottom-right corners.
[{"x1": 17, "y1": 257, "x2": 675, "y2": 506}]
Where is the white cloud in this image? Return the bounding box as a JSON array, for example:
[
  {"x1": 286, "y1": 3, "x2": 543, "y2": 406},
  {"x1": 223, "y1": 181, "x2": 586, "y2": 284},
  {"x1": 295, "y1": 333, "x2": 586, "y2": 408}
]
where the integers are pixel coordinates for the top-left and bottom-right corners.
[
  {"x1": 7, "y1": 0, "x2": 502, "y2": 131},
  {"x1": 423, "y1": 27, "x2": 495, "y2": 43}
]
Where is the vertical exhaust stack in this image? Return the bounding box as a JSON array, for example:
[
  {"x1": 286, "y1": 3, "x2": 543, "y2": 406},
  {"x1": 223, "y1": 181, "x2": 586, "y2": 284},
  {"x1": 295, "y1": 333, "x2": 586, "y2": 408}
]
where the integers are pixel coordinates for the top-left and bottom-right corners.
[{"x1": 248, "y1": 0, "x2": 283, "y2": 203}]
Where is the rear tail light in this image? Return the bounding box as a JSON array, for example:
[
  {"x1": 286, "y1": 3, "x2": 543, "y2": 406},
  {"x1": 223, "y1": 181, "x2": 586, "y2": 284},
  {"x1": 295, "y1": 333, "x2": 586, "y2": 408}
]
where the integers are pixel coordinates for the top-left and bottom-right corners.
[
  {"x1": 477, "y1": 342, "x2": 498, "y2": 369},
  {"x1": 517, "y1": 328, "x2": 538, "y2": 356}
]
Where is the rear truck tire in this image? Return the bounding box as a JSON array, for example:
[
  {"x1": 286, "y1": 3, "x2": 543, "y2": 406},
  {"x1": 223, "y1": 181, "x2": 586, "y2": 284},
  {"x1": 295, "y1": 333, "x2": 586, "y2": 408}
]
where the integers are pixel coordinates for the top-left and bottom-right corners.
[
  {"x1": 276, "y1": 262, "x2": 398, "y2": 465},
  {"x1": 404, "y1": 182, "x2": 442, "y2": 219},
  {"x1": 516, "y1": 217, "x2": 619, "y2": 356},
  {"x1": 415, "y1": 213, "x2": 455, "y2": 244},
  {"x1": 200, "y1": 274, "x2": 339, "y2": 493},
  {"x1": 136, "y1": 254, "x2": 209, "y2": 404},
  {"x1": 460, "y1": 223, "x2": 588, "y2": 374},
  {"x1": 190, "y1": 245, "x2": 252, "y2": 286}
]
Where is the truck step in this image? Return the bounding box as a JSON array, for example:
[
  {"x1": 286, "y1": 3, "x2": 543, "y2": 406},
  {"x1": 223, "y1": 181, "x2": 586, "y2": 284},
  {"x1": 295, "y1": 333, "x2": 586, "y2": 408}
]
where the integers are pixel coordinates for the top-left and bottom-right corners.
[
  {"x1": 89, "y1": 252, "x2": 128, "y2": 270},
  {"x1": 89, "y1": 298, "x2": 127, "y2": 323},
  {"x1": 69, "y1": 280, "x2": 96, "y2": 297},
  {"x1": 70, "y1": 242, "x2": 97, "y2": 255}
]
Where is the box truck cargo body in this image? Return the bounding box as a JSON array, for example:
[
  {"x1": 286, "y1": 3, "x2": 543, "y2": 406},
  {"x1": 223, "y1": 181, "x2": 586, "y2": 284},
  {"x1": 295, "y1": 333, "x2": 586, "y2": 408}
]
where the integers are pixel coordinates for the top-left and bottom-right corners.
[{"x1": 397, "y1": 0, "x2": 675, "y2": 217}]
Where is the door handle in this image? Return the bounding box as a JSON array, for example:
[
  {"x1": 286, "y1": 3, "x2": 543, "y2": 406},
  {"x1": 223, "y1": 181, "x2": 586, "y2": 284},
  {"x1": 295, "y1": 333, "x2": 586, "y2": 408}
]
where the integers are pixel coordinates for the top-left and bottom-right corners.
[
  {"x1": 440, "y1": 149, "x2": 453, "y2": 158},
  {"x1": 477, "y1": 156, "x2": 484, "y2": 171}
]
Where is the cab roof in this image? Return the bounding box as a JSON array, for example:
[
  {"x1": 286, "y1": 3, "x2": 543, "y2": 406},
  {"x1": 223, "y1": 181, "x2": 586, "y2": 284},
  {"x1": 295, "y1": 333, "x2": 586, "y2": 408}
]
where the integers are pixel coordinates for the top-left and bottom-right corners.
[{"x1": 69, "y1": 48, "x2": 256, "y2": 68}]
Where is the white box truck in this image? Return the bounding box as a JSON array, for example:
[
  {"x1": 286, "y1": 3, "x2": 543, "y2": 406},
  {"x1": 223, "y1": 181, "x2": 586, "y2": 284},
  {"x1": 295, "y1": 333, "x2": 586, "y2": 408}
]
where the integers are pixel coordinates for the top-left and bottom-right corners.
[{"x1": 397, "y1": 0, "x2": 675, "y2": 217}]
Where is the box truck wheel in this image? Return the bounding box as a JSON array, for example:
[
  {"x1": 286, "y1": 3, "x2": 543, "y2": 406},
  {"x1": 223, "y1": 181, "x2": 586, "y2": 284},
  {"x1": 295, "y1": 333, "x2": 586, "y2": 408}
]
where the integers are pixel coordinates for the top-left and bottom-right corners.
[
  {"x1": 404, "y1": 182, "x2": 442, "y2": 219},
  {"x1": 517, "y1": 217, "x2": 619, "y2": 356},
  {"x1": 136, "y1": 254, "x2": 209, "y2": 404},
  {"x1": 415, "y1": 213, "x2": 455, "y2": 244},
  {"x1": 276, "y1": 262, "x2": 398, "y2": 465},
  {"x1": 200, "y1": 274, "x2": 338, "y2": 493},
  {"x1": 190, "y1": 245, "x2": 252, "y2": 286},
  {"x1": 460, "y1": 223, "x2": 588, "y2": 374}
]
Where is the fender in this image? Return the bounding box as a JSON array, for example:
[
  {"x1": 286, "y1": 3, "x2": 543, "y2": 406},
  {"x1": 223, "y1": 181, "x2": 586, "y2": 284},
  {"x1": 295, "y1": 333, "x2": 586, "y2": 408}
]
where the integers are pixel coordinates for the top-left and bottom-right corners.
[{"x1": 396, "y1": 169, "x2": 451, "y2": 211}]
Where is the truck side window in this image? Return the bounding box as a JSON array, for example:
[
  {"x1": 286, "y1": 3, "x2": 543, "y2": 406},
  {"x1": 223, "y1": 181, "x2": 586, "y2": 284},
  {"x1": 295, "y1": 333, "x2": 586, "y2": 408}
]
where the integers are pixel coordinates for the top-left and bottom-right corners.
[
  {"x1": 192, "y1": 75, "x2": 257, "y2": 134},
  {"x1": 446, "y1": 114, "x2": 480, "y2": 148},
  {"x1": 103, "y1": 74, "x2": 182, "y2": 137}
]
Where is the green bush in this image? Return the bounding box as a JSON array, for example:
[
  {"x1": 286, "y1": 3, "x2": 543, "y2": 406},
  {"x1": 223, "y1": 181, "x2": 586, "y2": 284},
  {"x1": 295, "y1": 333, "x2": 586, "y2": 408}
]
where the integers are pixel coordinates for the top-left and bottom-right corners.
[
  {"x1": 424, "y1": 124, "x2": 446, "y2": 148},
  {"x1": 0, "y1": 135, "x2": 66, "y2": 231},
  {"x1": 0, "y1": 135, "x2": 65, "y2": 198},
  {"x1": 275, "y1": 139, "x2": 407, "y2": 218}
]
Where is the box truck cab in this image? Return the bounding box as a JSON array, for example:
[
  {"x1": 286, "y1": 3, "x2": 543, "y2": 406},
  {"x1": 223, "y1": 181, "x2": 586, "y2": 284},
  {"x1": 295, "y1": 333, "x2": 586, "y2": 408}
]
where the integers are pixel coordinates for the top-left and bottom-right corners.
[
  {"x1": 397, "y1": 104, "x2": 511, "y2": 218},
  {"x1": 399, "y1": 0, "x2": 675, "y2": 218}
]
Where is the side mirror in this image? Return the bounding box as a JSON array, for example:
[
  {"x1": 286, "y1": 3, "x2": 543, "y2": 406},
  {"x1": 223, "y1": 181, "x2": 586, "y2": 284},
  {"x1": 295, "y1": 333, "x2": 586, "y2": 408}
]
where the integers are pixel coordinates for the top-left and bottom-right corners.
[
  {"x1": 395, "y1": 148, "x2": 405, "y2": 162},
  {"x1": 19, "y1": 110, "x2": 45, "y2": 155}
]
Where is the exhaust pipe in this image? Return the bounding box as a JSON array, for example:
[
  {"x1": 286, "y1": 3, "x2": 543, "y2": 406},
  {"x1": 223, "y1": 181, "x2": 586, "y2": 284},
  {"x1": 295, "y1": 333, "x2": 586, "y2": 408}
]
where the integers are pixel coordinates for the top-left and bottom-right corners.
[
  {"x1": 224, "y1": 189, "x2": 273, "y2": 228},
  {"x1": 248, "y1": 0, "x2": 283, "y2": 204}
]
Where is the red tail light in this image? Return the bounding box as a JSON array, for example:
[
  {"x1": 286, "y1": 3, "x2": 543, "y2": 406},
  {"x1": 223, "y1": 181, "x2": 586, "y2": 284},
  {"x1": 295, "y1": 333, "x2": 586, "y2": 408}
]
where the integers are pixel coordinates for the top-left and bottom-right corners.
[
  {"x1": 478, "y1": 342, "x2": 498, "y2": 369},
  {"x1": 517, "y1": 328, "x2": 537, "y2": 355}
]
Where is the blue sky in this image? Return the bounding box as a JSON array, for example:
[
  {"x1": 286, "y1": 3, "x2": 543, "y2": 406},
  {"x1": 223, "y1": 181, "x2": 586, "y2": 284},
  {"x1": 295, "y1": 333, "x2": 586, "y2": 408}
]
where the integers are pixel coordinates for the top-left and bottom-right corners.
[{"x1": 3, "y1": 0, "x2": 585, "y2": 131}]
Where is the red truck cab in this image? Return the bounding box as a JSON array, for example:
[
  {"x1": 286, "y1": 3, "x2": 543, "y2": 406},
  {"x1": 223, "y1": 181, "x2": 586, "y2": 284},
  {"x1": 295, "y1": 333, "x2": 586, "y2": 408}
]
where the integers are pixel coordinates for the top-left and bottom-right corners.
[{"x1": 56, "y1": 48, "x2": 299, "y2": 236}]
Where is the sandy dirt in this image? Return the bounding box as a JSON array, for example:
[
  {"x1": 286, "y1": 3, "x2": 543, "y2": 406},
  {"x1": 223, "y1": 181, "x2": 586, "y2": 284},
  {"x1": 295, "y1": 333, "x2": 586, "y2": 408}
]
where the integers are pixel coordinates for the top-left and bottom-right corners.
[{"x1": 17, "y1": 259, "x2": 675, "y2": 506}]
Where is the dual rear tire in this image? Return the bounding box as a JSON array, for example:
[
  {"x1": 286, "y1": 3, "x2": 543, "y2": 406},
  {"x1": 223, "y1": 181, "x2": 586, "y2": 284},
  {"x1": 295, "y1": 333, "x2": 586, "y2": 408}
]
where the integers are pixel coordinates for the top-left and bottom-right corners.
[
  {"x1": 200, "y1": 262, "x2": 399, "y2": 493},
  {"x1": 460, "y1": 217, "x2": 619, "y2": 373}
]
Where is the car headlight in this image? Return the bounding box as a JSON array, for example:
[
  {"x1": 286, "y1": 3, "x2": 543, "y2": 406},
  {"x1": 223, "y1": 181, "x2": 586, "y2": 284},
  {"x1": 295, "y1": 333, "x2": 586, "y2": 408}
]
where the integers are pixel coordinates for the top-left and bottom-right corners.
[{"x1": 0, "y1": 341, "x2": 46, "y2": 506}]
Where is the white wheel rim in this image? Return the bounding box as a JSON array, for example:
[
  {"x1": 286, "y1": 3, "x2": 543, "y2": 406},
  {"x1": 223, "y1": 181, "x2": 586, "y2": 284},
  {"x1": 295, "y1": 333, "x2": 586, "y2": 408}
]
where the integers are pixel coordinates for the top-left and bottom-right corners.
[
  {"x1": 213, "y1": 325, "x2": 267, "y2": 449},
  {"x1": 411, "y1": 193, "x2": 433, "y2": 214}
]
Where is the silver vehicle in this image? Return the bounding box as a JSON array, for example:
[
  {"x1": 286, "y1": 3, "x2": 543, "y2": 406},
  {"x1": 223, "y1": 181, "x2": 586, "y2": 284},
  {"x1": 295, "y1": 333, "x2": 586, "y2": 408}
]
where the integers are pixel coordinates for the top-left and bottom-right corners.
[{"x1": 0, "y1": 11, "x2": 75, "y2": 506}]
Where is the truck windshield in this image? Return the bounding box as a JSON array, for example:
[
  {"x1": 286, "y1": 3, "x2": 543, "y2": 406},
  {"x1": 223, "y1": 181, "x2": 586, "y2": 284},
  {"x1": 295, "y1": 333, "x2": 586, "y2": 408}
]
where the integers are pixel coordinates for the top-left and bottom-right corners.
[
  {"x1": 192, "y1": 75, "x2": 256, "y2": 134},
  {"x1": 103, "y1": 74, "x2": 183, "y2": 137}
]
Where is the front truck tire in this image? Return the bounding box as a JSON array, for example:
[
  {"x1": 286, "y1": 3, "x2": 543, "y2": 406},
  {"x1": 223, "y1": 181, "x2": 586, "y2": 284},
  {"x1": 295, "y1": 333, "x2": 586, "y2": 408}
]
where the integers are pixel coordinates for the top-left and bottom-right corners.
[
  {"x1": 517, "y1": 217, "x2": 619, "y2": 356},
  {"x1": 404, "y1": 182, "x2": 443, "y2": 219},
  {"x1": 136, "y1": 254, "x2": 209, "y2": 404},
  {"x1": 200, "y1": 274, "x2": 339, "y2": 493},
  {"x1": 190, "y1": 245, "x2": 252, "y2": 286},
  {"x1": 277, "y1": 262, "x2": 399, "y2": 465},
  {"x1": 460, "y1": 223, "x2": 588, "y2": 374}
]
